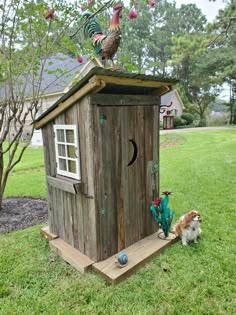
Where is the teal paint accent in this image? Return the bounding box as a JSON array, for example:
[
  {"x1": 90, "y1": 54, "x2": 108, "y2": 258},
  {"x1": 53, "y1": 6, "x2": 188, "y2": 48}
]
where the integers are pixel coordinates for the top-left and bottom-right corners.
[
  {"x1": 101, "y1": 208, "x2": 105, "y2": 217},
  {"x1": 152, "y1": 160, "x2": 158, "y2": 173},
  {"x1": 117, "y1": 252, "x2": 128, "y2": 266},
  {"x1": 99, "y1": 115, "x2": 106, "y2": 126}
]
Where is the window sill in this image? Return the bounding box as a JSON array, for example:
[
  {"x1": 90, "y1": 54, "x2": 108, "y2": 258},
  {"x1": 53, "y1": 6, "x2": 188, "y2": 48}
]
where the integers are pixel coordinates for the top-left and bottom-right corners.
[{"x1": 47, "y1": 175, "x2": 83, "y2": 194}]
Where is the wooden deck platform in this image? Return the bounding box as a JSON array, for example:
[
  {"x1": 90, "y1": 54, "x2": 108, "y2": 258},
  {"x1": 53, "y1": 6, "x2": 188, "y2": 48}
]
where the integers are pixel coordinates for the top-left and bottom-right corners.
[
  {"x1": 41, "y1": 226, "x2": 58, "y2": 241},
  {"x1": 43, "y1": 230, "x2": 177, "y2": 283},
  {"x1": 50, "y1": 238, "x2": 94, "y2": 273},
  {"x1": 93, "y1": 231, "x2": 177, "y2": 285}
]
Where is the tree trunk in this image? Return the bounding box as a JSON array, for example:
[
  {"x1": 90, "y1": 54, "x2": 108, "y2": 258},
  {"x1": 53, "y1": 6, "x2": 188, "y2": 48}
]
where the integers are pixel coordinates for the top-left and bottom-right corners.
[
  {"x1": 233, "y1": 102, "x2": 236, "y2": 124},
  {"x1": 199, "y1": 112, "x2": 205, "y2": 120},
  {"x1": 197, "y1": 100, "x2": 205, "y2": 120},
  {"x1": 0, "y1": 145, "x2": 3, "y2": 210},
  {"x1": 229, "y1": 102, "x2": 233, "y2": 124},
  {"x1": 0, "y1": 190, "x2": 3, "y2": 210}
]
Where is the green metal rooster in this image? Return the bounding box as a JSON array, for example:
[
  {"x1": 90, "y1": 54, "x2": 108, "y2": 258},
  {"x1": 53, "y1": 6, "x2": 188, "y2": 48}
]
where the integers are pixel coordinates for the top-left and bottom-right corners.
[{"x1": 83, "y1": 4, "x2": 123, "y2": 67}]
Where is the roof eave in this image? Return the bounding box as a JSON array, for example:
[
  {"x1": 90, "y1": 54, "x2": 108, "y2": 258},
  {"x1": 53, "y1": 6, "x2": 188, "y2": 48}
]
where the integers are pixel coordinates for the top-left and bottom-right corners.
[{"x1": 34, "y1": 68, "x2": 178, "y2": 129}]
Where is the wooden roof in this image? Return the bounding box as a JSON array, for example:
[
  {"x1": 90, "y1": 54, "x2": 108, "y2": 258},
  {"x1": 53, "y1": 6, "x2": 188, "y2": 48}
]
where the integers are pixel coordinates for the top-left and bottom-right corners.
[{"x1": 35, "y1": 67, "x2": 178, "y2": 129}]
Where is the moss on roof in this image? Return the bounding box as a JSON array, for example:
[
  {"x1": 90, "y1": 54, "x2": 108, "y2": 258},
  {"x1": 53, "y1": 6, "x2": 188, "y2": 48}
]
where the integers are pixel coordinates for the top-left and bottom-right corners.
[{"x1": 35, "y1": 67, "x2": 178, "y2": 123}]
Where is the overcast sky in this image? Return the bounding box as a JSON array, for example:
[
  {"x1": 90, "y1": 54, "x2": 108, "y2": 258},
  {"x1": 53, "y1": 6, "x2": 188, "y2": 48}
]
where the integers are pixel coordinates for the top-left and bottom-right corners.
[{"x1": 171, "y1": 0, "x2": 226, "y2": 21}]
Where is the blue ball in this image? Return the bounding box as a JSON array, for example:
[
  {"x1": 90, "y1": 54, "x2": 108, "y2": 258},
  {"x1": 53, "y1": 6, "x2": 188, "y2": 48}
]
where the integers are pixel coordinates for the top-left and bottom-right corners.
[{"x1": 118, "y1": 252, "x2": 128, "y2": 265}]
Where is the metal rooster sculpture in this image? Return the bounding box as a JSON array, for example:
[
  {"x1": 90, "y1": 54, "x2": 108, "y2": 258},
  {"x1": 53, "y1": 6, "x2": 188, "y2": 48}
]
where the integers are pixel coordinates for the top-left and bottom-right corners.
[{"x1": 83, "y1": 4, "x2": 123, "y2": 67}]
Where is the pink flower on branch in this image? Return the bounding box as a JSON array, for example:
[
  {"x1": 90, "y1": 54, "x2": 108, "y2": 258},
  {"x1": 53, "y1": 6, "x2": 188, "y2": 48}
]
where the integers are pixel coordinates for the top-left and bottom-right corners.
[
  {"x1": 87, "y1": 0, "x2": 94, "y2": 7},
  {"x1": 45, "y1": 8, "x2": 55, "y2": 20},
  {"x1": 149, "y1": 0, "x2": 156, "y2": 8},
  {"x1": 128, "y1": 10, "x2": 138, "y2": 20},
  {"x1": 77, "y1": 56, "x2": 83, "y2": 63}
]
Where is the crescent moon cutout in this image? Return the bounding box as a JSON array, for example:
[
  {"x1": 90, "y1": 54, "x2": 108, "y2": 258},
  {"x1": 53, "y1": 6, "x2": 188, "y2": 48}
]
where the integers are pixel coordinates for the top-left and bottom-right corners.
[{"x1": 127, "y1": 139, "x2": 138, "y2": 166}]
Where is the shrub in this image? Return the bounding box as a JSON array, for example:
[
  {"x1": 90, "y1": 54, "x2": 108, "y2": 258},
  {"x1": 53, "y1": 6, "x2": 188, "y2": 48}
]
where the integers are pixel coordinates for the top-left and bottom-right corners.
[
  {"x1": 208, "y1": 114, "x2": 229, "y2": 126},
  {"x1": 173, "y1": 116, "x2": 182, "y2": 127},
  {"x1": 174, "y1": 116, "x2": 187, "y2": 128},
  {"x1": 198, "y1": 118, "x2": 207, "y2": 127},
  {"x1": 181, "y1": 119, "x2": 188, "y2": 126},
  {"x1": 181, "y1": 113, "x2": 194, "y2": 125}
]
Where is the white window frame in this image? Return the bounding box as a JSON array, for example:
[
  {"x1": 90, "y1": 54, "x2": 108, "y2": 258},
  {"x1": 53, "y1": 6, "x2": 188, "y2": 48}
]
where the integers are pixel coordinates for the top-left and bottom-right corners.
[{"x1": 53, "y1": 124, "x2": 81, "y2": 180}]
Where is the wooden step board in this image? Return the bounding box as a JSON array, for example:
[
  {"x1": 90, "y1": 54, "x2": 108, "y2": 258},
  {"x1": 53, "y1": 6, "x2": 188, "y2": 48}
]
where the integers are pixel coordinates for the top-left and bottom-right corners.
[
  {"x1": 41, "y1": 226, "x2": 58, "y2": 241},
  {"x1": 50, "y1": 238, "x2": 94, "y2": 273},
  {"x1": 93, "y1": 231, "x2": 177, "y2": 285}
]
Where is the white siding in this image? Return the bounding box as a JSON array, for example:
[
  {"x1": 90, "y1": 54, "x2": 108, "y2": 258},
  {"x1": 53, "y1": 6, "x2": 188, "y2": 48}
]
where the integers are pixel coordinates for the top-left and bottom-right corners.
[{"x1": 160, "y1": 91, "x2": 184, "y2": 121}]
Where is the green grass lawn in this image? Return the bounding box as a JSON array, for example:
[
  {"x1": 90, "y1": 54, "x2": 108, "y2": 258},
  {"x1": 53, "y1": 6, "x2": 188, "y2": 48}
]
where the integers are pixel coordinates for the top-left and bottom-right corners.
[
  {"x1": 4, "y1": 146, "x2": 46, "y2": 198},
  {"x1": 1, "y1": 131, "x2": 236, "y2": 314}
]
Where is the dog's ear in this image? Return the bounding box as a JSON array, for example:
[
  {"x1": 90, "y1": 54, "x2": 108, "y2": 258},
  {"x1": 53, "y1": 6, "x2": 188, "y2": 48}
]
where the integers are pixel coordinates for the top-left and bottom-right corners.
[
  {"x1": 189, "y1": 210, "x2": 197, "y2": 219},
  {"x1": 182, "y1": 212, "x2": 192, "y2": 226},
  {"x1": 192, "y1": 210, "x2": 200, "y2": 218}
]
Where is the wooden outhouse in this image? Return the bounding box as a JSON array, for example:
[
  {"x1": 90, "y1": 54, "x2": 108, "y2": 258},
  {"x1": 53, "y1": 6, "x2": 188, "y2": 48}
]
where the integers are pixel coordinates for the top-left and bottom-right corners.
[{"x1": 36, "y1": 67, "x2": 177, "y2": 282}]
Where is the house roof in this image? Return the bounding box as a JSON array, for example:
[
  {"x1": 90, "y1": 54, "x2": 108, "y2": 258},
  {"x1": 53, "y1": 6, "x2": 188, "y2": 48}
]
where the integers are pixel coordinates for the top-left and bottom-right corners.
[
  {"x1": 161, "y1": 89, "x2": 185, "y2": 109},
  {"x1": 39, "y1": 53, "x2": 87, "y2": 95},
  {"x1": 161, "y1": 90, "x2": 174, "y2": 106},
  {"x1": 35, "y1": 66, "x2": 178, "y2": 129},
  {"x1": 0, "y1": 53, "x2": 86, "y2": 99}
]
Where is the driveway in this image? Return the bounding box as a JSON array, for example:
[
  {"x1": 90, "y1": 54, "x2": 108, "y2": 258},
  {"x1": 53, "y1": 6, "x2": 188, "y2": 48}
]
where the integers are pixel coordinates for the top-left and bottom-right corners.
[{"x1": 160, "y1": 126, "x2": 235, "y2": 134}]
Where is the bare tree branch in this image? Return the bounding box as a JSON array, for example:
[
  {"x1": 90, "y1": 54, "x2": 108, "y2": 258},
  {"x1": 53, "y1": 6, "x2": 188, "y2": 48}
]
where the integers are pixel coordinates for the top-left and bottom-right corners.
[{"x1": 206, "y1": 17, "x2": 236, "y2": 47}]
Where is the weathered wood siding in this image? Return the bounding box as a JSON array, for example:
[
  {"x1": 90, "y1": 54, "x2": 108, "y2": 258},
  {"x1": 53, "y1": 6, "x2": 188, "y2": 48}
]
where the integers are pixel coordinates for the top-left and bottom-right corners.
[
  {"x1": 41, "y1": 96, "x2": 98, "y2": 261},
  {"x1": 92, "y1": 94, "x2": 160, "y2": 261},
  {"x1": 42, "y1": 93, "x2": 160, "y2": 262}
]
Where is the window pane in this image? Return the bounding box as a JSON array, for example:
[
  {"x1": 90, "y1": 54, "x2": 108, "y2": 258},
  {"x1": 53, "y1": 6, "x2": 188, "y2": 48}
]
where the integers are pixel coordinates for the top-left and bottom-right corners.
[
  {"x1": 167, "y1": 118, "x2": 170, "y2": 128},
  {"x1": 58, "y1": 144, "x2": 66, "y2": 157},
  {"x1": 66, "y1": 129, "x2": 75, "y2": 143},
  {"x1": 59, "y1": 158, "x2": 67, "y2": 171},
  {"x1": 57, "y1": 129, "x2": 65, "y2": 142},
  {"x1": 67, "y1": 145, "x2": 76, "y2": 158},
  {"x1": 68, "y1": 160, "x2": 76, "y2": 173}
]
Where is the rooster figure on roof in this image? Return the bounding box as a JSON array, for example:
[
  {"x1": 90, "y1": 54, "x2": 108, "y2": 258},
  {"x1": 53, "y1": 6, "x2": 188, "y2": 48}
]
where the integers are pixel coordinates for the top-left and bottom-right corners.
[{"x1": 83, "y1": 4, "x2": 122, "y2": 67}]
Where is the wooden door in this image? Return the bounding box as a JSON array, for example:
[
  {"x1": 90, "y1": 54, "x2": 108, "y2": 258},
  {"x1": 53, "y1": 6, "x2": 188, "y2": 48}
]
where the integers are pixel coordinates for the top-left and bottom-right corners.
[{"x1": 94, "y1": 101, "x2": 159, "y2": 261}]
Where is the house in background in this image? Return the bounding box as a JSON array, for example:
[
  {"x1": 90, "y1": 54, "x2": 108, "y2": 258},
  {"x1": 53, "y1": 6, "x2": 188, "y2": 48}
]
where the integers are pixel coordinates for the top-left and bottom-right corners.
[
  {"x1": 31, "y1": 55, "x2": 104, "y2": 146},
  {"x1": 31, "y1": 54, "x2": 89, "y2": 146},
  {"x1": 1, "y1": 54, "x2": 184, "y2": 145},
  {"x1": 160, "y1": 89, "x2": 185, "y2": 122},
  {"x1": 0, "y1": 53, "x2": 88, "y2": 146},
  {"x1": 33, "y1": 79, "x2": 185, "y2": 145}
]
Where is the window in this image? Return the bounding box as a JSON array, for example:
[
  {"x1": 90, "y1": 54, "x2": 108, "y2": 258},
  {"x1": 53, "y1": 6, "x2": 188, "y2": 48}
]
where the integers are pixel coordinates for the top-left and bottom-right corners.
[
  {"x1": 171, "y1": 108, "x2": 178, "y2": 116},
  {"x1": 54, "y1": 125, "x2": 81, "y2": 180}
]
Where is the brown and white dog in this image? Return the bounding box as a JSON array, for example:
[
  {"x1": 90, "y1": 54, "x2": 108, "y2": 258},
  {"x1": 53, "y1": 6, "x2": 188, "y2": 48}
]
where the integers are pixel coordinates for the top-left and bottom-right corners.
[{"x1": 174, "y1": 210, "x2": 202, "y2": 246}]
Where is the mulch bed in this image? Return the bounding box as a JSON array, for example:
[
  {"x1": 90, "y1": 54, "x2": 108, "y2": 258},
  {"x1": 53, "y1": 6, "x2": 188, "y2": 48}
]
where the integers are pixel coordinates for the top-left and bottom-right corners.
[{"x1": 0, "y1": 197, "x2": 48, "y2": 234}]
